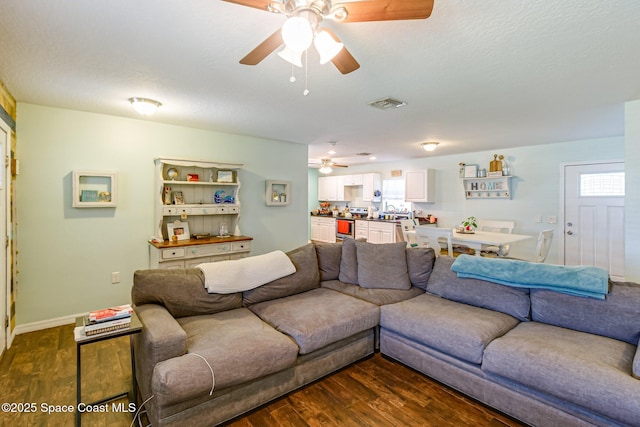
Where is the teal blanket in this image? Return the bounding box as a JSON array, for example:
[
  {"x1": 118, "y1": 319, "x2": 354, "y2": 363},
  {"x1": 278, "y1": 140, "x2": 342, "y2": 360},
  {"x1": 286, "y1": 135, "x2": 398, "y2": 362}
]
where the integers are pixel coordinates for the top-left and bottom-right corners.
[{"x1": 451, "y1": 255, "x2": 609, "y2": 299}]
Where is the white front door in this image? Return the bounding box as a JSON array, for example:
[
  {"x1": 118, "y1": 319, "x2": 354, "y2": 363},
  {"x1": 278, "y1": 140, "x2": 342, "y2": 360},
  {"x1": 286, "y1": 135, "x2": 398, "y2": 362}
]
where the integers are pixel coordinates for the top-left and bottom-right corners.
[{"x1": 564, "y1": 162, "x2": 625, "y2": 280}]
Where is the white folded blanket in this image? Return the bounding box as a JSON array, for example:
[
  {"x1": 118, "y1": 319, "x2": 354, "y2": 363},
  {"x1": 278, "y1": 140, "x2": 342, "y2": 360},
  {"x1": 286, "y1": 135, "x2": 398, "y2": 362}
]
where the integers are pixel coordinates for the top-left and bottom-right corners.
[{"x1": 197, "y1": 250, "x2": 296, "y2": 294}]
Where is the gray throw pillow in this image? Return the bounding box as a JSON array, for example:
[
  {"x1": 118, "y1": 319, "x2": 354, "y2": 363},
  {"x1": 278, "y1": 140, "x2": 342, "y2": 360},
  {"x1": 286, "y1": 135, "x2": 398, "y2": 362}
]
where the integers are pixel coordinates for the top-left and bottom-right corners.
[
  {"x1": 338, "y1": 238, "x2": 359, "y2": 284},
  {"x1": 406, "y1": 246, "x2": 436, "y2": 290},
  {"x1": 243, "y1": 243, "x2": 320, "y2": 305},
  {"x1": 315, "y1": 242, "x2": 342, "y2": 281},
  {"x1": 355, "y1": 241, "x2": 411, "y2": 290}
]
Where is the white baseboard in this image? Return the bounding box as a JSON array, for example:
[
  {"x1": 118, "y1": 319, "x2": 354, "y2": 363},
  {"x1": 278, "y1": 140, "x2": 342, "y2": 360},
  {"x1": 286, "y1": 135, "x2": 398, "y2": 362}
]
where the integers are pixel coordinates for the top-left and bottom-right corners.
[{"x1": 13, "y1": 312, "x2": 88, "y2": 336}]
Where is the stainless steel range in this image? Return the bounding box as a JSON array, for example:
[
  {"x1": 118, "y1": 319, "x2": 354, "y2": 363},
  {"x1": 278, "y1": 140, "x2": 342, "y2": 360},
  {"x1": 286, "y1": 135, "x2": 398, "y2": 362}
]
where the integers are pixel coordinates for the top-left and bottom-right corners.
[{"x1": 336, "y1": 207, "x2": 368, "y2": 240}]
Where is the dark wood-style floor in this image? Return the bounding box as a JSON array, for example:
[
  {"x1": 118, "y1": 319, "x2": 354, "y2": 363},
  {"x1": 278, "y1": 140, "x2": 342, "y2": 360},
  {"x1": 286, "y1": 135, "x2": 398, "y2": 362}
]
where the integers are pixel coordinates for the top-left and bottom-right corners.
[{"x1": 0, "y1": 324, "x2": 526, "y2": 427}]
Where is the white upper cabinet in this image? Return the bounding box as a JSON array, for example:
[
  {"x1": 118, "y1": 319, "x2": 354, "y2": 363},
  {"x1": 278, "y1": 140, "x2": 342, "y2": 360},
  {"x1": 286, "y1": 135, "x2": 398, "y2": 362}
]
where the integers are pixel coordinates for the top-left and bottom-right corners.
[
  {"x1": 318, "y1": 176, "x2": 352, "y2": 201},
  {"x1": 362, "y1": 173, "x2": 382, "y2": 202},
  {"x1": 405, "y1": 169, "x2": 435, "y2": 202}
]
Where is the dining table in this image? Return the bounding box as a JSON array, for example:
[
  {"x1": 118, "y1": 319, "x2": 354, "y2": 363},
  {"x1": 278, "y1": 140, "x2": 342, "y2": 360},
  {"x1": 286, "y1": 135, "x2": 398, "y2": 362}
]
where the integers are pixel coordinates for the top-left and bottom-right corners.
[{"x1": 451, "y1": 229, "x2": 532, "y2": 256}]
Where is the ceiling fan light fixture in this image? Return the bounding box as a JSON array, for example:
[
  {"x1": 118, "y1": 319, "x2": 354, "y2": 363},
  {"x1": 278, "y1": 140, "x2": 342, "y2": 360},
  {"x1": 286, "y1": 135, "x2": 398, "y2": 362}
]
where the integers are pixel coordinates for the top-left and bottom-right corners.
[
  {"x1": 314, "y1": 30, "x2": 344, "y2": 64},
  {"x1": 129, "y1": 97, "x2": 162, "y2": 116},
  {"x1": 282, "y1": 16, "x2": 314, "y2": 51},
  {"x1": 421, "y1": 142, "x2": 439, "y2": 152},
  {"x1": 319, "y1": 165, "x2": 333, "y2": 174},
  {"x1": 277, "y1": 46, "x2": 303, "y2": 67}
]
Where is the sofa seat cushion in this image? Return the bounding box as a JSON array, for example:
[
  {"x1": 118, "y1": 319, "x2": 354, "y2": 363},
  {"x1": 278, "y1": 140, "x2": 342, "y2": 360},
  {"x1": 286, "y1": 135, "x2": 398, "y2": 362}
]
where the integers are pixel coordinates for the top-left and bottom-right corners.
[
  {"x1": 483, "y1": 322, "x2": 640, "y2": 425},
  {"x1": 151, "y1": 308, "x2": 298, "y2": 407},
  {"x1": 381, "y1": 294, "x2": 519, "y2": 364},
  {"x1": 249, "y1": 288, "x2": 379, "y2": 355},
  {"x1": 321, "y1": 280, "x2": 424, "y2": 306}
]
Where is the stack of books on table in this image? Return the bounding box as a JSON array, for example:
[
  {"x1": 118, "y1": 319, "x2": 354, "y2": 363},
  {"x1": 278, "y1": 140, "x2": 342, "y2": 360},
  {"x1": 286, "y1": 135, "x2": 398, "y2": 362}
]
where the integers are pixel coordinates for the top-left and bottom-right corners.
[{"x1": 74, "y1": 304, "x2": 133, "y2": 340}]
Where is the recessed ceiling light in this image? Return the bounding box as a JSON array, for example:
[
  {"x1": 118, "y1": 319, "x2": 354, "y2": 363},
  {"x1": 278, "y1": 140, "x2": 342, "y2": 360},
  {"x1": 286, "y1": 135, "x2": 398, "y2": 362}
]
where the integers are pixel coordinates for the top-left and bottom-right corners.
[
  {"x1": 328, "y1": 150, "x2": 336, "y2": 155},
  {"x1": 369, "y1": 156, "x2": 377, "y2": 160}
]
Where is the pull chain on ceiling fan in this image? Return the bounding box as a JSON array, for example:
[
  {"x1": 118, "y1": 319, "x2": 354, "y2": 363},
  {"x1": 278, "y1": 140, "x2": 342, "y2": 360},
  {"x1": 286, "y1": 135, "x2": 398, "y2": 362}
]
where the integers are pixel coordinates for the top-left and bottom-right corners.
[{"x1": 224, "y1": 0, "x2": 434, "y2": 76}]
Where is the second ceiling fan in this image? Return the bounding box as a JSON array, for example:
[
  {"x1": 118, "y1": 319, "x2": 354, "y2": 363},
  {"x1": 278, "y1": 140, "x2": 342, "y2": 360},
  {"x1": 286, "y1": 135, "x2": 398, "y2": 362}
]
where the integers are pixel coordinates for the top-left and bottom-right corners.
[{"x1": 224, "y1": 0, "x2": 435, "y2": 74}]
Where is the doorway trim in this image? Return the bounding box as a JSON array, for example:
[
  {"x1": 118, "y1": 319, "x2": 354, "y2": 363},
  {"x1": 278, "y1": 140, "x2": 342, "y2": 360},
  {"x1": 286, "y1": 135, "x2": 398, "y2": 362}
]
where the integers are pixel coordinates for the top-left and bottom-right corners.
[{"x1": 0, "y1": 116, "x2": 10, "y2": 355}]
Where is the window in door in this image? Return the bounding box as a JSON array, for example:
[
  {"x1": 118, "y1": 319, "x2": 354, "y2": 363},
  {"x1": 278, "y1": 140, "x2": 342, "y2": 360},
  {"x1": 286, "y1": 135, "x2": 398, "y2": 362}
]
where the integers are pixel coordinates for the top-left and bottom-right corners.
[{"x1": 579, "y1": 172, "x2": 625, "y2": 197}]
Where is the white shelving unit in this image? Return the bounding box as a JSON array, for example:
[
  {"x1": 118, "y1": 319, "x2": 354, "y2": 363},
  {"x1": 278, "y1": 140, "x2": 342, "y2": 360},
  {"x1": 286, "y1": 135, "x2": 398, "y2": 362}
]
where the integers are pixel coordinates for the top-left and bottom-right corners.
[{"x1": 149, "y1": 157, "x2": 252, "y2": 268}]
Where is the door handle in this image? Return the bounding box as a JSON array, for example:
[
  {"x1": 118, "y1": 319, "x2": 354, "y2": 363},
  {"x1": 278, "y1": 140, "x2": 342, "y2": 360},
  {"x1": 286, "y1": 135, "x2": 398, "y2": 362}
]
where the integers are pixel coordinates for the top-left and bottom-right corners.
[{"x1": 567, "y1": 231, "x2": 574, "y2": 235}]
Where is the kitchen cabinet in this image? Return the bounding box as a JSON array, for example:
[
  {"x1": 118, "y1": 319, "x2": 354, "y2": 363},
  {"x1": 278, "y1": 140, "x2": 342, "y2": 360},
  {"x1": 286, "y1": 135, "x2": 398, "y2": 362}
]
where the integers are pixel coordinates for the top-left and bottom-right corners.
[
  {"x1": 318, "y1": 176, "x2": 352, "y2": 201},
  {"x1": 368, "y1": 221, "x2": 397, "y2": 244},
  {"x1": 356, "y1": 220, "x2": 397, "y2": 244},
  {"x1": 318, "y1": 176, "x2": 337, "y2": 201},
  {"x1": 405, "y1": 169, "x2": 435, "y2": 202},
  {"x1": 462, "y1": 176, "x2": 512, "y2": 199},
  {"x1": 342, "y1": 174, "x2": 363, "y2": 186},
  {"x1": 310, "y1": 217, "x2": 336, "y2": 243},
  {"x1": 362, "y1": 173, "x2": 382, "y2": 202},
  {"x1": 149, "y1": 157, "x2": 252, "y2": 268},
  {"x1": 355, "y1": 220, "x2": 369, "y2": 240}
]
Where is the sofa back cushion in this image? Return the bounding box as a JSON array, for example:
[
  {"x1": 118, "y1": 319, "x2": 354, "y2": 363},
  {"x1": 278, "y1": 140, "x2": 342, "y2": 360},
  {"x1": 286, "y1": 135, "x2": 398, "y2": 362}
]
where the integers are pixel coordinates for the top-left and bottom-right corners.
[
  {"x1": 531, "y1": 281, "x2": 640, "y2": 344},
  {"x1": 315, "y1": 242, "x2": 342, "y2": 281},
  {"x1": 427, "y1": 256, "x2": 531, "y2": 321},
  {"x1": 132, "y1": 269, "x2": 242, "y2": 318},
  {"x1": 338, "y1": 237, "x2": 359, "y2": 284},
  {"x1": 243, "y1": 243, "x2": 320, "y2": 305},
  {"x1": 406, "y1": 247, "x2": 436, "y2": 290},
  {"x1": 356, "y1": 241, "x2": 411, "y2": 290}
]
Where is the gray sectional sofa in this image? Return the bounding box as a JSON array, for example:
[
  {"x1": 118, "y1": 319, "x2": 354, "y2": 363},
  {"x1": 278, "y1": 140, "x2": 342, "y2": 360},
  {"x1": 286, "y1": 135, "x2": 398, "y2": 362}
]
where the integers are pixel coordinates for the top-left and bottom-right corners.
[{"x1": 132, "y1": 239, "x2": 640, "y2": 427}]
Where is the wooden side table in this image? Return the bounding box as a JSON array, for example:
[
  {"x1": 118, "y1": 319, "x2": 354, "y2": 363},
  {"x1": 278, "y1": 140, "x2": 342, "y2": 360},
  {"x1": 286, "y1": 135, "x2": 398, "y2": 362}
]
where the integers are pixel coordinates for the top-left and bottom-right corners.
[{"x1": 75, "y1": 311, "x2": 142, "y2": 427}]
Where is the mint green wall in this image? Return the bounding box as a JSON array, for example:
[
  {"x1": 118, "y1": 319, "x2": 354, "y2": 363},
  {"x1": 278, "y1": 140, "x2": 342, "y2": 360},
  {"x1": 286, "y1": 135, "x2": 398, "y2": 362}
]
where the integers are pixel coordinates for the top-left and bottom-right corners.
[
  {"x1": 341, "y1": 137, "x2": 625, "y2": 264},
  {"x1": 625, "y1": 100, "x2": 640, "y2": 281},
  {"x1": 16, "y1": 104, "x2": 309, "y2": 325}
]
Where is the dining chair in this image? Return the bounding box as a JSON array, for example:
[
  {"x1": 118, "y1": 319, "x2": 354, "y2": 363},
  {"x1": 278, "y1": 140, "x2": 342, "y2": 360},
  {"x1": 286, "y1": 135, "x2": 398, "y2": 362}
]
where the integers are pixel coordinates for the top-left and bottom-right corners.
[
  {"x1": 532, "y1": 229, "x2": 554, "y2": 263},
  {"x1": 505, "y1": 229, "x2": 554, "y2": 263},
  {"x1": 400, "y1": 219, "x2": 418, "y2": 247},
  {"x1": 477, "y1": 219, "x2": 515, "y2": 256},
  {"x1": 415, "y1": 226, "x2": 454, "y2": 257}
]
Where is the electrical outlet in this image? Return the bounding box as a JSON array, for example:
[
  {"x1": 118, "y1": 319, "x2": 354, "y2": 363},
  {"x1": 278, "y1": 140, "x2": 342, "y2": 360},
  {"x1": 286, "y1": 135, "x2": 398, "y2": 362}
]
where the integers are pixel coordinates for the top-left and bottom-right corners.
[
  {"x1": 111, "y1": 272, "x2": 121, "y2": 284},
  {"x1": 535, "y1": 215, "x2": 542, "y2": 223},
  {"x1": 548, "y1": 216, "x2": 557, "y2": 224}
]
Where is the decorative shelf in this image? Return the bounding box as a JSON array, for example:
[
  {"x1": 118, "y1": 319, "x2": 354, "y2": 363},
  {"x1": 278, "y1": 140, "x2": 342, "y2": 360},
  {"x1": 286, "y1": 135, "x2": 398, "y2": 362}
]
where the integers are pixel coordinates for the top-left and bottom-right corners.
[
  {"x1": 462, "y1": 176, "x2": 513, "y2": 199},
  {"x1": 72, "y1": 170, "x2": 117, "y2": 208}
]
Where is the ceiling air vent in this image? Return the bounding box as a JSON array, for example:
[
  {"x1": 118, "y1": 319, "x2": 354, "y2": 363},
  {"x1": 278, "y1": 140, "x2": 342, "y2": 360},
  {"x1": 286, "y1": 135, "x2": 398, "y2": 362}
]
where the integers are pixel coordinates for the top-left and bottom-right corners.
[{"x1": 368, "y1": 97, "x2": 407, "y2": 110}]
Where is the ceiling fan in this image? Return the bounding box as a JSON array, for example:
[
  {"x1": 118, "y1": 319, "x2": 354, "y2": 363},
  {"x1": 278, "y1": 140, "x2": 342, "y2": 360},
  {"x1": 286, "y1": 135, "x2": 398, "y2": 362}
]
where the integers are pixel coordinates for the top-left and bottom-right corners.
[
  {"x1": 223, "y1": 0, "x2": 435, "y2": 74},
  {"x1": 309, "y1": 158, "x2": 348, "y2": 174}
]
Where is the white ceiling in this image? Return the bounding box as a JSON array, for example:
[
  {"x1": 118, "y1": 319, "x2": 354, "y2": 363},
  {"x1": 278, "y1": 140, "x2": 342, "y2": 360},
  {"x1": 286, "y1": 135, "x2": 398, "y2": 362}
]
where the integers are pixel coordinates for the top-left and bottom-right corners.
[{"x1": 1, "y1": 0, "x2": 639, "y2": 166}]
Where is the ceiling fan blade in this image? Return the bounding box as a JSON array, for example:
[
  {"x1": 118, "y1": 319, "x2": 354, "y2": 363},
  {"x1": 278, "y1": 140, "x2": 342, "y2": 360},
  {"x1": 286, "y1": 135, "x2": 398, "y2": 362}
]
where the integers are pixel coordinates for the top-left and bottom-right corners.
[
  {"x1": 322, "y1": 28, "x2": 360, "y2": 74},
  {"x1": 335, "y1": 0, "x2": 434, "y2": 23},
  {"x1": 222, "y1": 0, "x2": 272, "y2": 12},
  {"x1": 239, "y1": 29, "x2": 283, "y2": 65},
  {"x1": 332, "y1": 164, "x2": 349, "y2": 168}
]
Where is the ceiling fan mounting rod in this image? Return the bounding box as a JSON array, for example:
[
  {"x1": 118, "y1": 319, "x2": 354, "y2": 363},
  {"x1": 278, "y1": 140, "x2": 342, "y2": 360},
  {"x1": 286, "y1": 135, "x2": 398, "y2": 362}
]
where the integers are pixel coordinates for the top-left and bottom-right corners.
[{"x1": 269, "y1": 0, "x2": 332, "y2": 18}]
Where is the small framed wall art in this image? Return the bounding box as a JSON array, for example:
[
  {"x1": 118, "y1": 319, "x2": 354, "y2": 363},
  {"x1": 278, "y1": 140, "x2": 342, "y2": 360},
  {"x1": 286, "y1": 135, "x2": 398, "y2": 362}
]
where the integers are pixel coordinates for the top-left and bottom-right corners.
[
  {"x1": 464, "y1": 164, "x2": 478, "y2": 178},
  {"x1": 265, "y1": 180, "x2": 291, "y2": 206},
  {"x1": 167, "y1": 220, "x2": 190, "y2": 241},
  {"x1": 72, "y1": 170, "x2": 117, "y2": 208}
]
